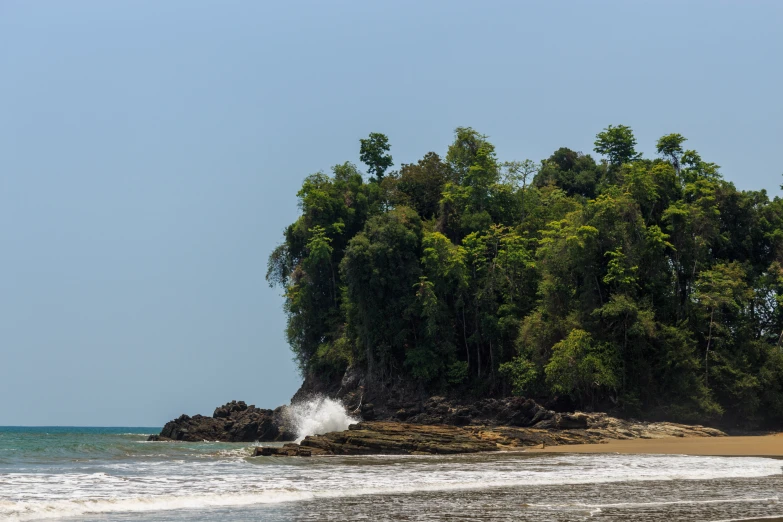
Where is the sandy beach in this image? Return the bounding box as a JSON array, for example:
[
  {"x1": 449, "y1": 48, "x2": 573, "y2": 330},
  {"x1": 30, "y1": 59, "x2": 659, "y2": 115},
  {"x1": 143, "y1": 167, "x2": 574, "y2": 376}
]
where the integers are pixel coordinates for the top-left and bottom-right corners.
[{"x1": 530, "y1": 433, "x2": 783, "y2": 457}]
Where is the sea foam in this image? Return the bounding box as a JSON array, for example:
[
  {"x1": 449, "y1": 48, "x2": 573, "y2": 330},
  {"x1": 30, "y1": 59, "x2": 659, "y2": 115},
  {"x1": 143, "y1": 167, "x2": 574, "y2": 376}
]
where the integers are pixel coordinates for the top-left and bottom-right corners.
[
  {"x1": 1, "y1": 454, "x2": 781, "y2": 521},
  {"x1": 286, "y1": 396, "x2": 358, "y2": 443}
]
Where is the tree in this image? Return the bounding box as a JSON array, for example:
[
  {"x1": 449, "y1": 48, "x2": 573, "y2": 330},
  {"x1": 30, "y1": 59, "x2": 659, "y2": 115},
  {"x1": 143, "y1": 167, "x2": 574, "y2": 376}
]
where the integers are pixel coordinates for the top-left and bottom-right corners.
[
  {"x1": 270, "y1": 124, "x2": 783, "y2": 428},
  {"x1": 594, "y1": 124, "x2": 639, "y2": 166},
  {"x1": 341, "y1": 206, "x2": 423, "y2": 383},
  {"x1": 396, "y1": 152, "x2": 451, "y2": 219},
  {"x1": 502, "y1": 159, "x2": 538, "y2": 189},
  {"x1": 533, "y1": 148, "x2": 602, "y2": 198},
  {"x1": 499, "y1": 356, "x2": 538, "y2": 396},
  {"x1": 656, "y1": 133, "x2": 687, "y2": 173},
  {"x1": 446, "y1": 127, "x2": 494, "y2": 182},
  {"x1": 694, "y1": 262, "x2": 752, "y2": 387},
  {"x1": 360, "y1": 132, "x2": 393, "y2": 181},
  {"x1": 545, "y1": 330, "x2": 619, "y2": 409}
]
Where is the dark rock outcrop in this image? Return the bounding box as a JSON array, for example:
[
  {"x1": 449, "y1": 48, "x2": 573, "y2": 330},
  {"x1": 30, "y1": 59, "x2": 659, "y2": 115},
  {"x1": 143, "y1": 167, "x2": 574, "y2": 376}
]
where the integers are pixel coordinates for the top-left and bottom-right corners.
[
  {"x1": 253, "y1": 417, "x2": 726, "y2": 457},
  {"x1": 366, "y1": 395, "x2": 560, "y2": 428},
  {"x1": 149, "y1": 401, "x2": 296, "y2": 442},
  {"x1": 255, "y1": 422, "x2": 498, "y2": 457}
]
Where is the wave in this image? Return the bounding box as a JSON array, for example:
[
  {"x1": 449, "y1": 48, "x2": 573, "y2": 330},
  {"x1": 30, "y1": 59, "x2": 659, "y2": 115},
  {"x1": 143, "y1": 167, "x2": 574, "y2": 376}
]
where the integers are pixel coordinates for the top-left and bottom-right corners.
[
  {"x1": 285, "y1": 396, "x2": 358, "y2": 443},
  {"x1": 3, "y1": 484, "x2": 781, "y2": 522},
  {"x1": 0, "y1": 491, "x2": 315, "y2": 522},
  {"x1": 1, "y1": 454, "x2": 781, "y2": 521}
]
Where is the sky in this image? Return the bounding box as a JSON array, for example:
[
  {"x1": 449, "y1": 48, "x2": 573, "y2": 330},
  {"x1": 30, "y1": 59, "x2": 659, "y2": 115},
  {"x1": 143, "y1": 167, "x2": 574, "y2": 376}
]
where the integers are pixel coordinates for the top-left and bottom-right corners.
[{"x1": 1, "y1": 1, "x2": 781, "y2": 426}]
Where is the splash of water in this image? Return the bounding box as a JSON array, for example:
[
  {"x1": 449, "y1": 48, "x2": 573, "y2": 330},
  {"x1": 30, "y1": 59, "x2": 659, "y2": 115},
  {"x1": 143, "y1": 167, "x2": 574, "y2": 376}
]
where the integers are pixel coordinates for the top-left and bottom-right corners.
[{"x1": 287, "y1": 396, "x2": 358, "y2": 443}]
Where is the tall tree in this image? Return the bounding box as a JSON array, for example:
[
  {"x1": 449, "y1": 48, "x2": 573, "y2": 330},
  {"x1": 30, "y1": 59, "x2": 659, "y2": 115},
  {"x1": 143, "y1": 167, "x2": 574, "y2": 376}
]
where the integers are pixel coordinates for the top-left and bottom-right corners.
[
  {"x1": 694, "y1": 262, "x2": 752, "y2": 387},
  {"x1": 594, "y1": 124, "x2": 639, "y2": 166},
  {"x1": 360, "y1": 132, "x2": 393, "y2": 181},
  {"x1": 656, "y1": 133, "x2": 687, "y2": 174},
  {"x1": 533, "y1": 148, "x2": 602, "y2": 198},
  {"x1": 395, "y1": 152, "x2": 451, "y2": 219}
]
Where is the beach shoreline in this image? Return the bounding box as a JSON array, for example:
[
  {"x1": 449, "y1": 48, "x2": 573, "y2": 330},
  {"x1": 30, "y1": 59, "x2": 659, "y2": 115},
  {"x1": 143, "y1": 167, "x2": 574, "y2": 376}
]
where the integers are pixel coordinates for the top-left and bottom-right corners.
[{"x1": 528, "y1": 433, "x2": 783, "y2": 457}]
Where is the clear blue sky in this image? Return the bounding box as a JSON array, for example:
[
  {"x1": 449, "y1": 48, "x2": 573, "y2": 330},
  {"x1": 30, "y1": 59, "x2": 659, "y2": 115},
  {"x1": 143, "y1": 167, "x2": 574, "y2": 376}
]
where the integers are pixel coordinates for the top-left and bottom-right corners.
[{"x1": 1, "y1": 1, "x2": 781, "y2": 426}]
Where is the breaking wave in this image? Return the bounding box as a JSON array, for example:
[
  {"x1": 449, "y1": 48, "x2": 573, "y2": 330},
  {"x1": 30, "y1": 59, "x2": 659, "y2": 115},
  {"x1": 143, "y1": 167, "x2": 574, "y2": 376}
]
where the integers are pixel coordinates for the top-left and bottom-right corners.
[{"x1": 286, "y1": 396, "x2": 358, "y2": 443}]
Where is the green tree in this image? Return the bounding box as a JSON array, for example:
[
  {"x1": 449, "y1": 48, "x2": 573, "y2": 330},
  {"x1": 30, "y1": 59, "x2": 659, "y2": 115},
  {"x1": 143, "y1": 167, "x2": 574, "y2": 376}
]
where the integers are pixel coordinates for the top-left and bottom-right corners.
[
  {"x1": 545, "y1": 330, "x2": 619, "y2": 409},
  {"x1": 446, "y1": 127, "x2": 493, "y2": 181},
  {"x1": 656, "y1": 133, "x2": 687, "y2": 173},
  {"x1": 360, "y1": 132, "x2": 393, "y2": 181},
  {"x1": 341, "y1": 206, "x2": 423, "y2": 384},
  {"x1": 694, "y1": 262, "x2": 752, "y2": 387},
  {"x1": 499, "y1": 356, "x2": 538, "y2": 396},
  {"x1": 395, "y1": 152, "x2": 451, "y2": 219},
  {"x1": 594, "y1": 124, "x2": 639, "y2": 166},
  {"x1": 269, "y1": 125, "x2": 783, "y2": 428},
  {"x1": 534, "y1": 148, "x2": 602, "y2": 198}
]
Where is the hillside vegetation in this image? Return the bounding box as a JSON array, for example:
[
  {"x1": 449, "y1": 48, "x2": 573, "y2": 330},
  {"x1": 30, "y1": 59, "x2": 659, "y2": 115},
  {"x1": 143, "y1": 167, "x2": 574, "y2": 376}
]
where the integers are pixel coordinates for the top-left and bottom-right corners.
[{"x1": 267, "y1": 126, "x2": 783, "y2": 427}]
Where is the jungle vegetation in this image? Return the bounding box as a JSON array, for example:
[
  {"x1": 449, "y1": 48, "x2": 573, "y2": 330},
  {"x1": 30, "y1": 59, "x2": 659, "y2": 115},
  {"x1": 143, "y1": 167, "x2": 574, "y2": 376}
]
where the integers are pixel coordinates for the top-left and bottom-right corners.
[{"x1": 267, "y1": 125, "x2": 783, "y2": 427}]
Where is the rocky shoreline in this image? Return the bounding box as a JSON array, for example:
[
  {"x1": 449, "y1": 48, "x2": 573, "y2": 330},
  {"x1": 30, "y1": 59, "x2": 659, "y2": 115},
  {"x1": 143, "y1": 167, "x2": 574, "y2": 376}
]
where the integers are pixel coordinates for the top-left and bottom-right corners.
[
  {"x1": 150, "y1": 397, "x2": 725, "y2": 457},
  {"x1": 253, "y1": 414, "x2": 725, "y2": 457}
]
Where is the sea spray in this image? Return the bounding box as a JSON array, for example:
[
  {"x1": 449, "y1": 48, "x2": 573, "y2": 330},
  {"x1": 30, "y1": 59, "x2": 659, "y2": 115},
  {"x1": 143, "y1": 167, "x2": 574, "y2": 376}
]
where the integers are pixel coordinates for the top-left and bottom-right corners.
[{"x1": 286, "y1": 396, "x2": 359, "y2": 443}]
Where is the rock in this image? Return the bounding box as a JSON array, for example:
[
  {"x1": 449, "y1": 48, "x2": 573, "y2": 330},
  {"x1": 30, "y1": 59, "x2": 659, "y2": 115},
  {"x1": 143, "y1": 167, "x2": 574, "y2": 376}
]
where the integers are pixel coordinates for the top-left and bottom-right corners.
[
  {"x1": 395, "y1": 409, "x2": 413, "y2": 420},
  {"x1": 407, "y1": 413, "x2": 445, "y2": 425},
  {"x1": 251, "y1": 417, "x2": 727, "y2": 457},
  {"x1": 213, "y1": 400, "x2": 248, "y2": 418},
  {"x1": 554, "y1": 412, "x2": 590, "y2": 429},
  {"x1": 254, "y1": 444, "x2": 329, "y2": 457},
  {"x1": 360, "y1": 403, "x2": 375, "y2": 421},
  {"x1": 447, "y1": 414, "x2": 472, "y2": 426},
  {"x1": 152, "y1": 401, "x2": 295, "y2": 442},
  {"x1": 336, "y1": 365, "x2": 364, "y2": 398},
  {"x1": 298, "y1": 422, "x2": 499, "y2": 455}
]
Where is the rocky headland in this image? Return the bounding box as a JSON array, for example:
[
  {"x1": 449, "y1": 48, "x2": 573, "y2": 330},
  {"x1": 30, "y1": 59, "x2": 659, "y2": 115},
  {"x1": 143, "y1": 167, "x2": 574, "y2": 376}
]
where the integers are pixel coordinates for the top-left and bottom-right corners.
[{"x1": 151, "y1": 394, "x2": 725, "y2": 457}]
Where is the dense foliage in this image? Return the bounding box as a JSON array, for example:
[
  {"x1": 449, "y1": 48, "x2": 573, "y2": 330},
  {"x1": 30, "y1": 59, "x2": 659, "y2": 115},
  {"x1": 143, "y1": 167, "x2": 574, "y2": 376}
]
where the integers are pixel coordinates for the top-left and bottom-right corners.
[{"x1": 268, "y1": 126, "x2": 783, "y2": 427}]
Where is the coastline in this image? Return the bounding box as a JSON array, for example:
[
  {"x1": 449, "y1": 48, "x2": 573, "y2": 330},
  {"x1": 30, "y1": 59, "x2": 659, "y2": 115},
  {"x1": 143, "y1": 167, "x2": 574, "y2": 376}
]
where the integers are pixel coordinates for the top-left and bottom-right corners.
[{"x1": 529, "y1": 433, "x2": 783, "y2": 457}]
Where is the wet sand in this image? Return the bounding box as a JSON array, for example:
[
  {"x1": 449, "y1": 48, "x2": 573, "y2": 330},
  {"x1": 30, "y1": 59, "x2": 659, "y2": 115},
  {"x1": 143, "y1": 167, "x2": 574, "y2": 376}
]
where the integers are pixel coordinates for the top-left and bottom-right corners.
[{"x1": 530, "y1": 433, "x2": 783, "y2": 457}]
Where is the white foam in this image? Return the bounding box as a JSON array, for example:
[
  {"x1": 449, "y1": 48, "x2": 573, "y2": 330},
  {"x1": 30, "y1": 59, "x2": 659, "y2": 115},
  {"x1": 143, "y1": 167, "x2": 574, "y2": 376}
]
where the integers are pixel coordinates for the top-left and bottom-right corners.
[
  {"x1": 1, "y1": 453, "x2": 781, "y2": 521},
  {"x1": 0, "y1": 491, "x2": 315, "y2": 522},
  {"x1": 286, "y1": 396, "x2": 358, "y2": 443}
]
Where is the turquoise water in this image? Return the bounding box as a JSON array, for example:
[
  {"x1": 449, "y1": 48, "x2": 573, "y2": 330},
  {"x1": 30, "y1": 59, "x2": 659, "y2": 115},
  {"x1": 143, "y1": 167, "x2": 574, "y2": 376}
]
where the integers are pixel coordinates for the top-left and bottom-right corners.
[
  {"x1": 1, "y1": 427, "x2": 160, "y2": 464},
  {"x1": 2, "y1": 426, "x2": 783, "y2": 521}
]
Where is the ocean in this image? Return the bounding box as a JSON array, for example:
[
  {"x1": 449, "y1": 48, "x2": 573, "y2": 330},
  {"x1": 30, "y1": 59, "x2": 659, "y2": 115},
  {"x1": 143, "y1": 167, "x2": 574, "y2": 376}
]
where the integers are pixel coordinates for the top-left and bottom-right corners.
[{"x1": 1, "y1": 426, "x2": 782, "y2": 521}]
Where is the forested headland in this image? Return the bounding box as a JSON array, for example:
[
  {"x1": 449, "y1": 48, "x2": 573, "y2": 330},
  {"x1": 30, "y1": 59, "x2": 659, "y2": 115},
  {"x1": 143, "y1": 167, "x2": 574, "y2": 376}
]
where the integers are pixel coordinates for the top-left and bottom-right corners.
[{"x1": 267, "y1": 126, "x2": 783, "y2": 428}]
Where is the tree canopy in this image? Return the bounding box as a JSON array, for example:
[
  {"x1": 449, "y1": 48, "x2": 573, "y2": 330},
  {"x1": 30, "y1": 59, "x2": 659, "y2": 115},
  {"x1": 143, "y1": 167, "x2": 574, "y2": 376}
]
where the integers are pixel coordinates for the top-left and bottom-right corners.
[
  {"x1": 359, "y1": 132, "x2": 393, "y2": 181},
  {"x1": 268, "y1": 126, "x2": 783, "y2": 428}
]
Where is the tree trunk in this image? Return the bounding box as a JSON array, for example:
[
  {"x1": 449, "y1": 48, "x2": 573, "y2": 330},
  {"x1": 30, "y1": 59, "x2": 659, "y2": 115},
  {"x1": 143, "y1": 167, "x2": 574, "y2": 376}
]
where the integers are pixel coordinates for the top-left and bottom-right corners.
[
  {"x1": 705, "y1": 308, "x2": 714, "y2": 387},
  {"x1": 594, "y1": 275, "x2": 604, "y2": 305},
  {"x1": 461, "y1": 308, "x2": 470, "y2": 368},
  {"x1": 366, "y1": 342, "x2": 374, "y2": 390},
  {"x1": 330, "y1": 262, "x2": 337, "y2": 306},
  {"x1": 489, "y1": 339, "x2": 495, "y2": 388},
  {"x1": 622, "y1": 318, "x2": 628, "y2": 391},
  {"x1": 474, "y1": 307, "x2": 482, "y2": 378}
]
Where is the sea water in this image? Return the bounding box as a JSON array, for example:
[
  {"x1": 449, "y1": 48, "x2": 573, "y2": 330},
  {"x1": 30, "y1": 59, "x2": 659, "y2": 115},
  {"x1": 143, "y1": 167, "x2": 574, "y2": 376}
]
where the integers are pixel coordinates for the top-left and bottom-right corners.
[{"x1": 1, "y1": 425, "x2": 782, "y2": 521}]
